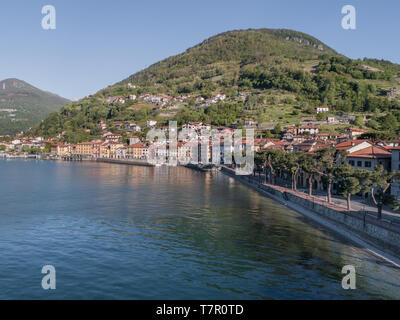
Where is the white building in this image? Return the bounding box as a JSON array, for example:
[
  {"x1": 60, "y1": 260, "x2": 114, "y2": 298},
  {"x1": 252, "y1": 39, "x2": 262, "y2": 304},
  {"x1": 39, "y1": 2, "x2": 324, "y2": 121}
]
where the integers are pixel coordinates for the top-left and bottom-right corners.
[
  {"x1": 298, "y1": 126, "x2": 319, "y2": 135},
  {"x1": 129, "y1": 136, "x2": 141, "y2": 145},
  {"x1": 316, "y1": 106, "x2": 329, "y2": 113},
  {"x1": 147, "y1": 120, "x2": 158, "y2": 127}
]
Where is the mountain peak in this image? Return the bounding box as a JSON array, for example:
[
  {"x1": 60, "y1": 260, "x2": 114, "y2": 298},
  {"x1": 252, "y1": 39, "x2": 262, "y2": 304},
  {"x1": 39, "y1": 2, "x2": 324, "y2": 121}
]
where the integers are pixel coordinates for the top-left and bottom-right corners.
[
  {"x1": 0, "y1": 78, "x2": 29, "y2": 90},
  {"x1": 194, "y1": 28, "x2": 336, "y2": 54},
  {"x1": 0, "y1": 78, "x2": 70, "y2": 135}
]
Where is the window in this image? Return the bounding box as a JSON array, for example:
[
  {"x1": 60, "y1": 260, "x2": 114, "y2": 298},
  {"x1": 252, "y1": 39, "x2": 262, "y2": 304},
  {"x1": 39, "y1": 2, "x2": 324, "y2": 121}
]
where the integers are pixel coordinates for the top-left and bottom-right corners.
[
  {"x1": 357, "y1": 161, "x2": 362, "y2": 167},
  {"x1": 365, "y1": 161, "x2": 372, "y2": 168},
  {"x1": 349, "y1": 160, "x2": 355, "y2": 166}
]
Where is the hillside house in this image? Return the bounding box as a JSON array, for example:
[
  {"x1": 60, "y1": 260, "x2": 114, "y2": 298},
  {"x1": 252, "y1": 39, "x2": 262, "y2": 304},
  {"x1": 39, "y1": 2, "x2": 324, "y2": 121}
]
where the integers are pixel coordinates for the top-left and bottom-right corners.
[
  {"x1": 316, "y1": 106, "x2": 329, "y2": 113},
  {"x1": 298, "y1": 125, "x2": 319, "y2": 136},
  {"x1": 346, "y1": 128, "x2": 367, "y2": 139},
  {"x1": 147, "y1": 120, "x2": 158, "y2": 127}
]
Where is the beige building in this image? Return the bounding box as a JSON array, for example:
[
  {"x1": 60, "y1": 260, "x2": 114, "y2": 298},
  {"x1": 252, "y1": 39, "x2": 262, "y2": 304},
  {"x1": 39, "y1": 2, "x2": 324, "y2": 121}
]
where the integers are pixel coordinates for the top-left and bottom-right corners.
[
  {"x1": 99, "y1": 143, "x2": 110, "y2": 158},
  {"x1": 109, "y1": 143, "x2": 125, "y2": 158},
  {"x1": 127, "y1": 143, "x2": 145, "y2": 159},
  {"x1": 74, "y1": 142, "x2": 99, "y2": 156},
  {"x1": 51, "y1": 143, "x2": 71, "y2": 156}
]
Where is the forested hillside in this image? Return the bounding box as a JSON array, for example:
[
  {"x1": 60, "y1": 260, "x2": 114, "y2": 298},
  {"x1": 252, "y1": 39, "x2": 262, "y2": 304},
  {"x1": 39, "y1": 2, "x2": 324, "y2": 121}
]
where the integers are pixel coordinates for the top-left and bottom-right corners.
[
  {"x1": 0, "y1": 79, "x2": 70, "y2": 135},
  {"x1": 32, "y1": 29, "x2": 400, "y2": 141}
]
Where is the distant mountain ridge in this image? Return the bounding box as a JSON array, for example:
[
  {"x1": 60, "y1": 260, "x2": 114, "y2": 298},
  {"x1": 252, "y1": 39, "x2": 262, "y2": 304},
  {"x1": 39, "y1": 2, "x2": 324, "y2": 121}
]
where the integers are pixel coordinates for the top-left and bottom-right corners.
[{"x1": 0, "y1": 78, "x2": 70, "y2": 135}]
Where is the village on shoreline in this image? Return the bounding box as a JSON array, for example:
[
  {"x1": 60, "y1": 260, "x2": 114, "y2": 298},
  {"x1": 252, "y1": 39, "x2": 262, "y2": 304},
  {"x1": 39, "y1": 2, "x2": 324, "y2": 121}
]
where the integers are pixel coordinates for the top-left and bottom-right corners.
[
  {"x1": 0, "y1": 105, "x2": 398, "y2": 172},
  {"x1": 2, "y1": 91, "x2": 400, "y2": 202},
  {"x1": 2, "y1": 103, "x2": 400, "y2": 259}
]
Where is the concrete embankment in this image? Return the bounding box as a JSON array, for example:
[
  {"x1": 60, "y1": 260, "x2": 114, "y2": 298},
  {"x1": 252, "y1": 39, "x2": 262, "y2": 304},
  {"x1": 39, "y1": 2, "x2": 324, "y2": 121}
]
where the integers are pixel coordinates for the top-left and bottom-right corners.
[
  {"x1": 184, "y1": 164, "x2": 219, "y2": 172},
  {"x1": 221, "y1": 167, "x2": 400, "y2": 265},
  {"x1": 96, "y1": 158, "x2": 155, "y2": 167}
]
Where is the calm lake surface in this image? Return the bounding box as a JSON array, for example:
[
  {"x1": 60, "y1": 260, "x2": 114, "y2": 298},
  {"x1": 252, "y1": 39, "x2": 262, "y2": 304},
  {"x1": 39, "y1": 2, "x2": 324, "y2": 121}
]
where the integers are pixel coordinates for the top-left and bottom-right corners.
[{"x1": 0, "y1": 159, "x2": 399, "y2": 299}]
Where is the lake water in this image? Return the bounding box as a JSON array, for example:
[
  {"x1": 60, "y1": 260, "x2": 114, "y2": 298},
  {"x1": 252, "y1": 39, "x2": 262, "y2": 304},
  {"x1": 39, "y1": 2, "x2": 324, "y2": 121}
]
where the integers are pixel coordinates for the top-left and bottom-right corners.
[{"x1": 0, "y1": 159, "x2": 399, "y2": 299}]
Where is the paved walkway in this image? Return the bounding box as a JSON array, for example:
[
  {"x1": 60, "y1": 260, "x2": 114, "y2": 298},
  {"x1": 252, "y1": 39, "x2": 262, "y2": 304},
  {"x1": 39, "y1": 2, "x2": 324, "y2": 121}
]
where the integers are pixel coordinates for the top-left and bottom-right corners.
[
  {"x1": 227, "y1": 168, "x2": 400, "y2": 225},
  {"x1": 293, "y1": 188, "x2": 400, "y2": 224}
]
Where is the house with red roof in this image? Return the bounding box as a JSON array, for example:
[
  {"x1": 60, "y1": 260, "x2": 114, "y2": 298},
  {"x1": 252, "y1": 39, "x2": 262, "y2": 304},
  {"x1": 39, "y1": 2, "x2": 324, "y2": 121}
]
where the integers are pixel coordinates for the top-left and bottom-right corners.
[
  {"x1": 345, "y1": 145, "x2": 392, "y2": 171},
  {"x1": 335, "y1": 139, "x2": 372, "y2": 153},
  {"x1": 345, "y1": 128, "x2": 368, "y2": 139}
]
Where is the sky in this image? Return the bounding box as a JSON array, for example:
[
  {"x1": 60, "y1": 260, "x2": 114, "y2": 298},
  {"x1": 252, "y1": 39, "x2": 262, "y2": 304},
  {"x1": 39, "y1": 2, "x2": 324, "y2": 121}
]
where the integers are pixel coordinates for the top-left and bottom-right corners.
[{"x1": 0, "y1": 0, "x2": 399, "y2": 100}]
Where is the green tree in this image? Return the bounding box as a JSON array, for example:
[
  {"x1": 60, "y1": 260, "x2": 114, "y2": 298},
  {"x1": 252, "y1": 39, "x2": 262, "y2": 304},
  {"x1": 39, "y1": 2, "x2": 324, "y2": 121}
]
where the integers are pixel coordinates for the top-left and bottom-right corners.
[
  {"x1": 353, "y1": 115, "x2": 365, "y2": 127},
  {"x1": 300, "y1": 153, "x2": 319, "y2": 196},
  {"x1": 335, "y1": 165, "x2": 362, "y2": 210},
  {"x1": 272, "y1": 123, "x2": 282, "y2": 136},
  {"x1": 255, "y1": 149, "x2": 286, "y2": 184},
  {"x1": 369, "y1": 166, "x2": 399, "y2": 219},
  {"x1": 316, "y1": 112, "x2": 327, "y2": 121},
  {"x1": 315, "y1": 148, "x2": 346, "y2": 203},
  {"x1": 287, "y1": 152, "x2": 302, "y2": 191}
]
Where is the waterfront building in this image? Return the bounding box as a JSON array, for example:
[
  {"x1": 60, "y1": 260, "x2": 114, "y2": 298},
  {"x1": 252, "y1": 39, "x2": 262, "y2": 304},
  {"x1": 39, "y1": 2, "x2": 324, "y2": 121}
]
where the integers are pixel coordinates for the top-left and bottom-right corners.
[
  {"x1": 127, "y1": 143, "x2": 145, "y2": 159},
  {"x1": 108, "y1": 143, "x2": 125, "y2": 158},
  {"x1": 99, "y1": 142, "x2": 110, "y2": 158},
  {"x1": 345, "y1": 145, "x2": 392, "y2": 171},
  {"x1": 51, "y1": 143, "x2": 71, "y2": 156},
  {"x1": 75, "y1": 142, "x2": 98, "y2": 157},
  {"x1": 335, "y1": 140, "x2": 372, "y2": 153}
]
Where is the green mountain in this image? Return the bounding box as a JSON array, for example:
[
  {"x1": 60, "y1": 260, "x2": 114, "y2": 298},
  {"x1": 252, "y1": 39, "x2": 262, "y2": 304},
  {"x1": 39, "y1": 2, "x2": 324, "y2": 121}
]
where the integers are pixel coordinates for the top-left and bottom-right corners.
[
  {"x1": 33, "y1": 28, "x2": 400, "y2": 142},
  {"x1": 0, "y1": 78, "x2": 70, "y2": 135},
  {"x1": 122, "y1": 29, "x2": 338, "y2": 91}
]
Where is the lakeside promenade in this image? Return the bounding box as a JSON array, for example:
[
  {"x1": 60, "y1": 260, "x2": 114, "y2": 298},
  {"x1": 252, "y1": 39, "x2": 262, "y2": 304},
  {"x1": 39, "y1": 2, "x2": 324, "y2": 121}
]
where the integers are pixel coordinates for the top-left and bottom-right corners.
[
  {"x1": 221, "y1": 166, "x2": 400, "y2": 263},
  {"x1": 235, "y1": 168, "x2": 400, "y2": 224}
]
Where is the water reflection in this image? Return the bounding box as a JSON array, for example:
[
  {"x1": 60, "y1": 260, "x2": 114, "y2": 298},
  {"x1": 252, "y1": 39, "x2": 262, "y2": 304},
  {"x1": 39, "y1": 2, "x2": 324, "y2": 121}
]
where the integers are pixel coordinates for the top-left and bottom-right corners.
[{"x1": 0, "y1": 160, "x2": 399, "y2": 299}]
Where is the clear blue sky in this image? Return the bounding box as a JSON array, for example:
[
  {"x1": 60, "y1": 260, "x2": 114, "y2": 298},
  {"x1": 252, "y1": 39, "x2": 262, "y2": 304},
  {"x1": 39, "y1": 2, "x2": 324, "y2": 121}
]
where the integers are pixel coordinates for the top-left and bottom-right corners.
[{"x1": 0, "y1": 0, "x2": 399, "y2": 99}]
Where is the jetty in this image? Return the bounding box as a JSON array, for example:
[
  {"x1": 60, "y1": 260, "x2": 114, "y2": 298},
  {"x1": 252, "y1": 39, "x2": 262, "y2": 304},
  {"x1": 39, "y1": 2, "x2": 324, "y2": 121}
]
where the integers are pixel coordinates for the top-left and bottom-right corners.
[{"x1": 96, "y1": 158, "x2": 155, "y2": 167}]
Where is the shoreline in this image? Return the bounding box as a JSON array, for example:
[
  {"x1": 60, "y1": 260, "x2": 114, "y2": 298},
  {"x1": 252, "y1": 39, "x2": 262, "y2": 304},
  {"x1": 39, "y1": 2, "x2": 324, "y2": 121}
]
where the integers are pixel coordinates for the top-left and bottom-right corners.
[{"x1": 219, "y1": 167, "x2": 400, "y2": 268}]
